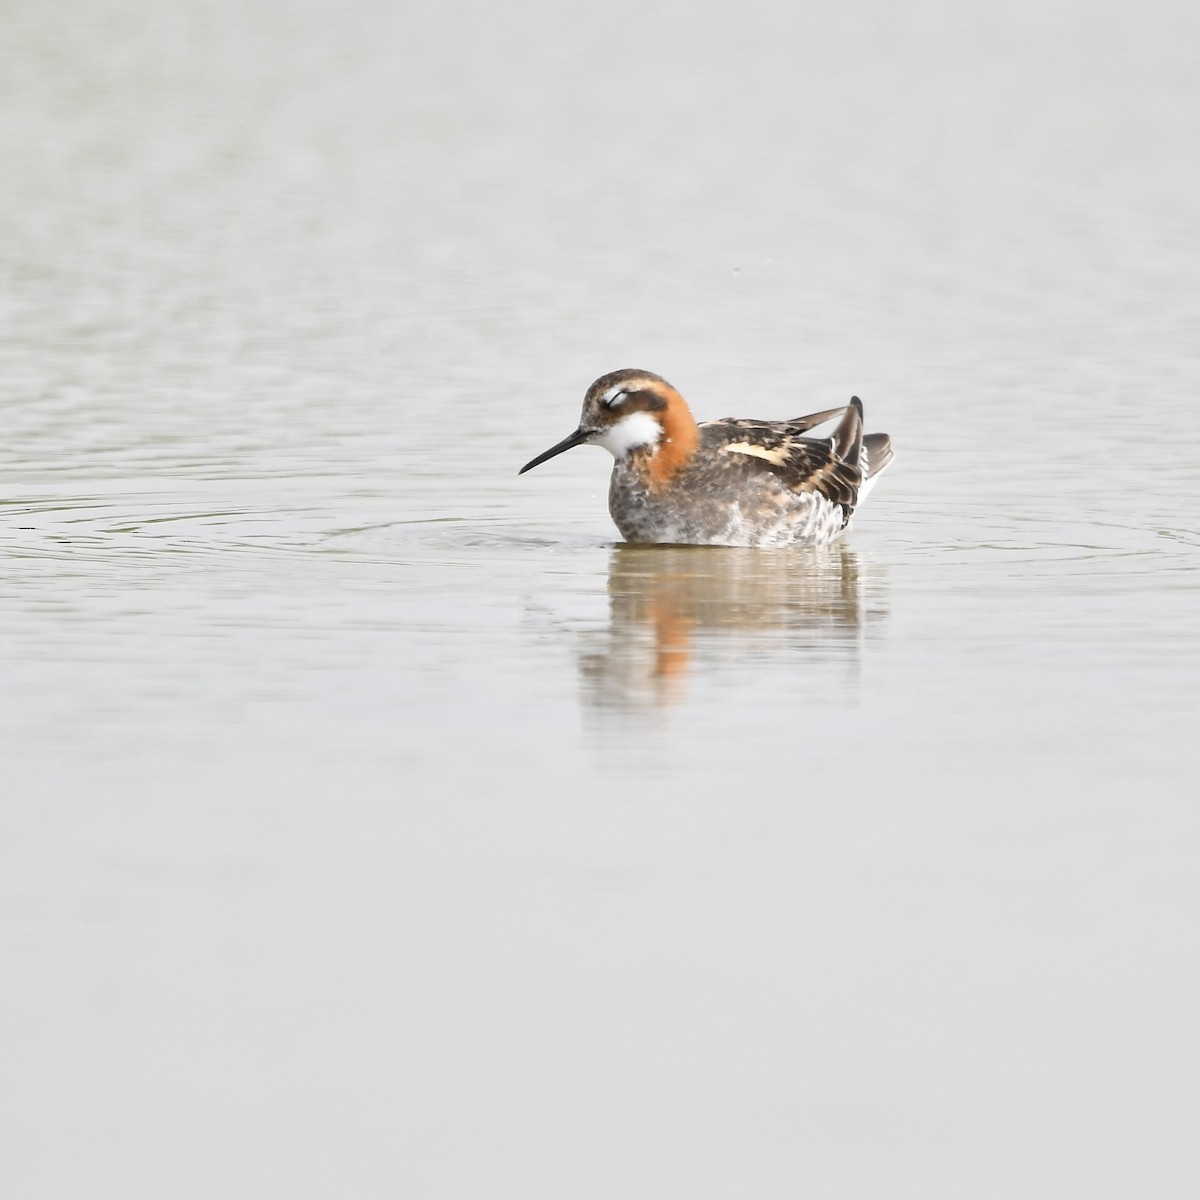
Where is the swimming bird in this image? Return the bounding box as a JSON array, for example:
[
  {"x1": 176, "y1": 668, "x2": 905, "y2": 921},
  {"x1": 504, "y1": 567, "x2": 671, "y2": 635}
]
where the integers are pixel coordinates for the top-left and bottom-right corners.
[{"x1": 519, "y1": 369, "x2": 893, "y2": 547}]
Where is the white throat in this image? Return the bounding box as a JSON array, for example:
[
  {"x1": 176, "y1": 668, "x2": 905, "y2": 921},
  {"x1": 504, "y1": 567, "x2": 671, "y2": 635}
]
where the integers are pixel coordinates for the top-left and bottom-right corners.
[{"x1": 593, "y1": 411, "x2": 663, "y2": 460}]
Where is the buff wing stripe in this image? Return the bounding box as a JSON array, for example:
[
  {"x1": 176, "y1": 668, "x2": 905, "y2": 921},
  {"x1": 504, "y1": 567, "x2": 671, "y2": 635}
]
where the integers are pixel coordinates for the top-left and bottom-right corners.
[{"x1": 708, "y1": 399, "x2": 866, "y2": 512}]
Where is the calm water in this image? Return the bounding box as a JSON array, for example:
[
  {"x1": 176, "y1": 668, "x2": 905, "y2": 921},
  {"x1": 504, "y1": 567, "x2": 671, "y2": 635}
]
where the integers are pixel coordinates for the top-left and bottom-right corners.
[{"x1": 2, "y1": 0, "x2": 1198, "y2": 1195}]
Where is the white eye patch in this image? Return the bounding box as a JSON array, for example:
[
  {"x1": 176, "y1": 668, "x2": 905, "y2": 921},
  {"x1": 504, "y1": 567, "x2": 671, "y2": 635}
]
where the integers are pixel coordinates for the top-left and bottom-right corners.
[{"x1": 602, "y1": 385, "x2": 629, "y2": 409}]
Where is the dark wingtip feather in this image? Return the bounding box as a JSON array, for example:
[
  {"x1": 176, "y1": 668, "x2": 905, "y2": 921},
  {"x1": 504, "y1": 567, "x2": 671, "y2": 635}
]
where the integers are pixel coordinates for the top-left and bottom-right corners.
[{"x1": 833, "y1": 396, "x2": 864, "y2": 468}]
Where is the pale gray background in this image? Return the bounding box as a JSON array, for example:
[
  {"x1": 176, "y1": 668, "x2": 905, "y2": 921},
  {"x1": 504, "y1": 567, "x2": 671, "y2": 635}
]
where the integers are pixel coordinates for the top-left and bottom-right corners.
[{"x1": 2, "y1": 0, "x2": 1198, "y2": 1195}]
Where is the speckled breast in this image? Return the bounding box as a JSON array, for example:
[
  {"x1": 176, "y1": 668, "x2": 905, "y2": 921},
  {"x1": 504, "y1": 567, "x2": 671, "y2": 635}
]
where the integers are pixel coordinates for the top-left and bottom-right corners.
[{"x1": 607, "y1": 459, "x2": 849, "y2": 547}]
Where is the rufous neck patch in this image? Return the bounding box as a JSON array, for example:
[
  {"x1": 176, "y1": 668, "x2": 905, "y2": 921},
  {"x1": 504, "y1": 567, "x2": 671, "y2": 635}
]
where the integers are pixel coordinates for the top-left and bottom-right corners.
[{"x1": 642, "y1": 391, "x2": 700, "y2": 489}]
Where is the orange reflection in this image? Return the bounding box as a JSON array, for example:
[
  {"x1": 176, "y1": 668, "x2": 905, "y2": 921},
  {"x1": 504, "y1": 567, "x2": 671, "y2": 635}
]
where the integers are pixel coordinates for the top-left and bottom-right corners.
[{"x1": 579, "y1": 542, "x2": 883, "y2": 708}]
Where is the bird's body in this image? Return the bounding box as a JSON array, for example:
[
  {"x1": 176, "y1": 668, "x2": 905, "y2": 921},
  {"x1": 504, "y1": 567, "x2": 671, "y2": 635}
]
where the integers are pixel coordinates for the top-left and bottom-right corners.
[{"x1": 519, "y1": 369, "x2": 893, "y2": 548}]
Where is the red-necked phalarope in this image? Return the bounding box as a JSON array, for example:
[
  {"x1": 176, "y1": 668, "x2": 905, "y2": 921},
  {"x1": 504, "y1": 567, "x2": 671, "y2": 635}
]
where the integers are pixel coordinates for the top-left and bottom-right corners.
[{"x1": 519, "y1": 368, "x2": 894, "y2": 546}]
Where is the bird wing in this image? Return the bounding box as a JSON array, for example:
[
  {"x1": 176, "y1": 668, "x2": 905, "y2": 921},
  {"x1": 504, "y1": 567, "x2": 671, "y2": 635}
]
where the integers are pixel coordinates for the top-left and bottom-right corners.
[{"x1": 701, "y1": 400, "x2": 865, "y2": 510}]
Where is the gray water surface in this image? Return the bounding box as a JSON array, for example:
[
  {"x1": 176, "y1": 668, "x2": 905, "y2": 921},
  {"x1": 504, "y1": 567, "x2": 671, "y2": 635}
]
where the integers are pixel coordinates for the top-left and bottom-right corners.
[{"x1": 3, "y1": 0, "x2": 1198, "y2": 1195}]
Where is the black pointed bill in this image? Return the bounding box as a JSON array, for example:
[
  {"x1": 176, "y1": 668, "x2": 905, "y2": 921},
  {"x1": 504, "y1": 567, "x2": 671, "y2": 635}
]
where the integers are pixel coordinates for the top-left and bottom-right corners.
[{"x1": 518, "y1": 427, "x2": 592, "y2": 474}]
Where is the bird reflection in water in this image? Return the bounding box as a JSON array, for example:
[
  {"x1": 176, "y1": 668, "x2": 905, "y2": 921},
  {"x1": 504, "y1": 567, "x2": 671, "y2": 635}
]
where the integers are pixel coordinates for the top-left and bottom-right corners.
[{"x1": 578, "y1": 542, "x2": 885, "y2": 709}]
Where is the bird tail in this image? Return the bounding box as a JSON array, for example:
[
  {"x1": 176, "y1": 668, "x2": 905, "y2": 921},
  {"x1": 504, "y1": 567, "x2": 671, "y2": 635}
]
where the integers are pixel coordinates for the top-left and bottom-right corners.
[{"x1": 862, "y1": 432, "x2": 893, "y2": 479}]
